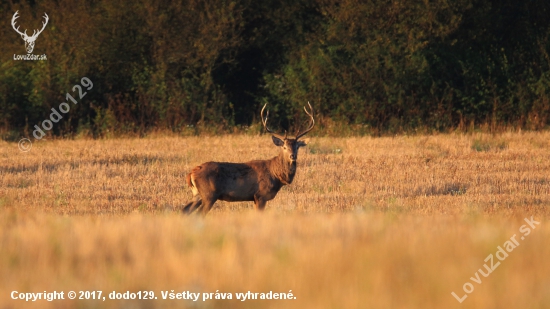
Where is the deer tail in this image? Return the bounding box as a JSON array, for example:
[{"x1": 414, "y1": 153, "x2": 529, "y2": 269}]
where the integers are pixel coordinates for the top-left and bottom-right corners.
[{"x1": 186, "y1": 166, "x2": 203, "y2": 187}]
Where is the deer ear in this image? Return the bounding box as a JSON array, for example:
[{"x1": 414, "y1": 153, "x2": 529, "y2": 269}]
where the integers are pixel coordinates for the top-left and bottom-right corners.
[
  {"x1": 272, "y1": 135, "x2": 284, "y2": 146},
  {"x1": 297, "y1": 138, "x2": 309, "y2": 147}
]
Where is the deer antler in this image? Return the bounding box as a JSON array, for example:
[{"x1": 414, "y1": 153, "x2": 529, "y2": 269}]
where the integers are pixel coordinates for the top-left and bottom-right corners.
[
  {"x1": 11, "y1": 11, "x2": 49, "y2": 40},
  {"x1": 261, "y1": 103, "x2": 288, "y2": 141},
  {"x1": 11, "y1": 11, "x2": 27, "y2": 37},
  {"x1": 295, "y1": 101, "x2": 315, "y2": 140},
  {"x1": 30, "y1": 13, "x2": 49, "y2": 40}
]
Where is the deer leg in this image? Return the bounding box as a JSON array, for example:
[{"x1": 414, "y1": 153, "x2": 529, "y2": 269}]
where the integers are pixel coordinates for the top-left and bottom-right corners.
[
  {"x1": 199, "y1": 197, "x2": 217, "y2": 216},
  {"x1": 182, "y1": 195, "x2": 202, "y2": 214},
  {"x1": 254, "y1": 196, "x2": 267, "y2": 211}
]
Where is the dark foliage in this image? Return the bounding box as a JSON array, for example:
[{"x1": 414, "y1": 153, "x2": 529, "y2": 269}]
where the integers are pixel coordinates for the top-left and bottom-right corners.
[{"x1": 1, "y1": 0, "x2": 549, "y2": 137}]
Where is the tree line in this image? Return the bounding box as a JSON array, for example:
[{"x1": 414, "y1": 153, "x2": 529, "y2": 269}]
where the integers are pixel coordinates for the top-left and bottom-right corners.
[{"x1": 1, "y1": 0, "x2": 549, "y2": 138}]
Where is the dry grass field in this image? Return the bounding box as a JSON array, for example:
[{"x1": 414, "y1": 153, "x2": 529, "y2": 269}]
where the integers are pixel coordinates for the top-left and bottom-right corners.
[{"x1": 1, "y1": 132, "x2": 549, "y2": 309}]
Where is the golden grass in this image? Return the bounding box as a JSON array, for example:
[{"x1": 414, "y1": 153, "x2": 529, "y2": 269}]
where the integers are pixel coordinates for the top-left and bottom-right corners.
[{"x1": 1, "y1": 132, "x2": 549, "y2": 308}]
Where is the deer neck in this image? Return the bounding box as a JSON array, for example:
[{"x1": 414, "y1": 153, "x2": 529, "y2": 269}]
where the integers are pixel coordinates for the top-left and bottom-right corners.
[{"x1": 269, "y1": 153, "x2": 297, "y2": 185}]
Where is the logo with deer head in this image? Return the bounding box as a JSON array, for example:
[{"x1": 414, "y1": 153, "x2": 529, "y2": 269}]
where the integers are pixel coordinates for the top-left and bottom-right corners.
[{"x1": 11, "y1": 11, "x2": 49, "y2": 54}]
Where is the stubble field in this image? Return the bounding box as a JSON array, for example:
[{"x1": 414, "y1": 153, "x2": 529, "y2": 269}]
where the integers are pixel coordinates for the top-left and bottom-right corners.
[{"x1": 1, "y1": 132, "x2": 549, "y2": 309}]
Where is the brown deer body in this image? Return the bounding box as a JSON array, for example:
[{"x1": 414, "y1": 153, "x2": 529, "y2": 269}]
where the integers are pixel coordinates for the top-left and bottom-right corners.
[{"x1": 183, "y1": 103, "x2": 314, "y2": 215}]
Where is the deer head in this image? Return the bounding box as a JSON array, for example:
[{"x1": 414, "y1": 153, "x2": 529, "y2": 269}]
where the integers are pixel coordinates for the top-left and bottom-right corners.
[
  {"x1": 12, "y1": 11, "x2": 49, "y2": 54},
  {"x1": 261, "y1": 102, "x2": 315, "y2": 164}
]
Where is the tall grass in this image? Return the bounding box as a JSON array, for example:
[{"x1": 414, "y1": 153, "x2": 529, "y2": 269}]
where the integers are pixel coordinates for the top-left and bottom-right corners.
[{"x1": 0, "y1": 132, "x2": 549, "y2": 308}]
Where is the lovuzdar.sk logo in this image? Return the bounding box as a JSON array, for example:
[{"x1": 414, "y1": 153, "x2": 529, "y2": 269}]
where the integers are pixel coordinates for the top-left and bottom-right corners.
[{"x1": 11, "y1": 10, "x2": 48, "y2": 61}]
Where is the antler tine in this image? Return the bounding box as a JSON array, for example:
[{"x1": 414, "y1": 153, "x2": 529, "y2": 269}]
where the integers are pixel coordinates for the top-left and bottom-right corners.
[
  {"x1": 41, "y1": 13, "x2": 49, "y2": 29},
  {"x1": 296, "y1": 101, "x2": 315, "y2": 139},
  {"x1": 261, "y1": 103, "x2": 287, "y2": 140}
]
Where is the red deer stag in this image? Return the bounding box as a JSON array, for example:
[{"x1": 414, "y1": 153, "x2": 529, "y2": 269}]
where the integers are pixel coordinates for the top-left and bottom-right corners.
[{"x1": 182, "y1": 102, "x2": 315, "y2": 215}]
